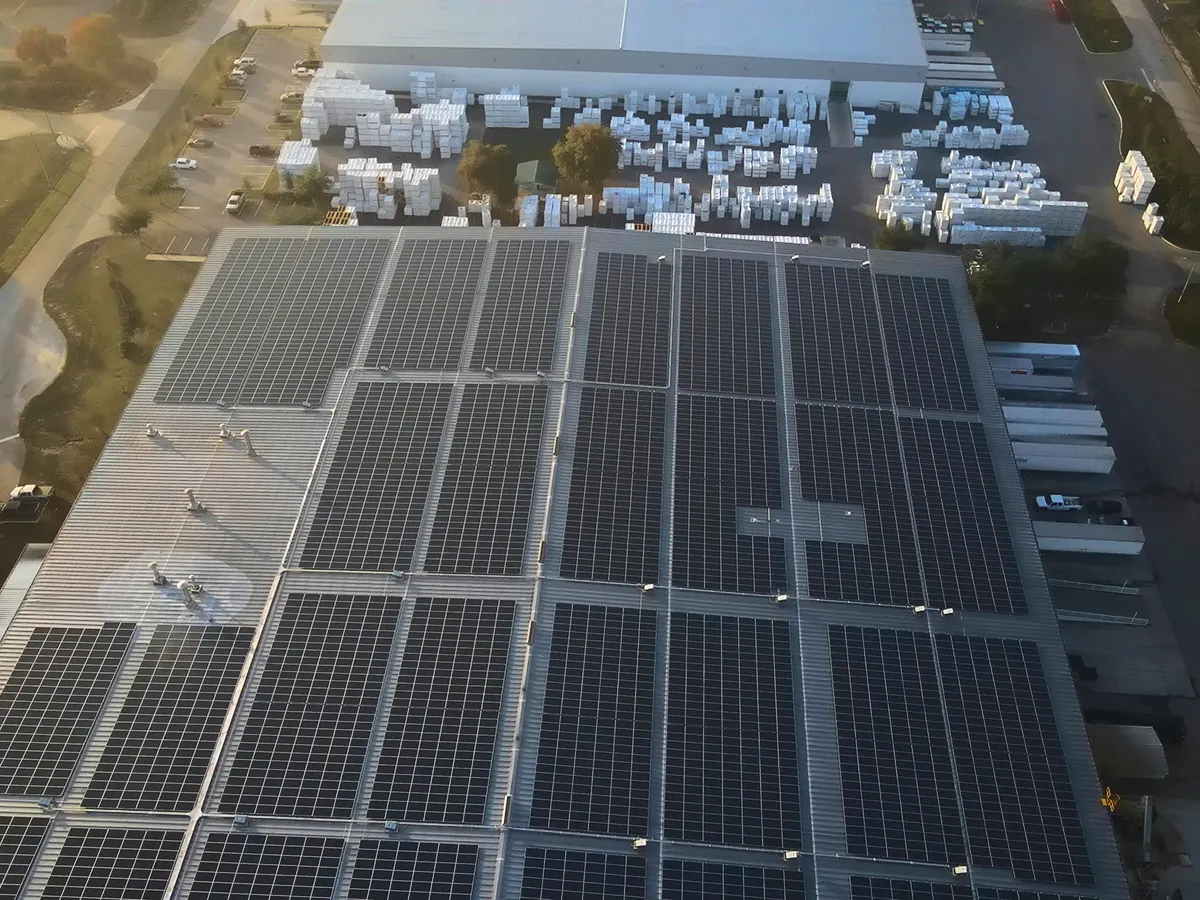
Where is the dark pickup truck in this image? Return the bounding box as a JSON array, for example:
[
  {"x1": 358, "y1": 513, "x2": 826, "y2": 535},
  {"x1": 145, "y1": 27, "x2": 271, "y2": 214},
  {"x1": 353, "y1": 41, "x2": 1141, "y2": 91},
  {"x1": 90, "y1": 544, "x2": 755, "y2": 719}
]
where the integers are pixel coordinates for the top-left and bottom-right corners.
[{"x1": 249, "y1": 145, "x2": 279, "y2": 158}]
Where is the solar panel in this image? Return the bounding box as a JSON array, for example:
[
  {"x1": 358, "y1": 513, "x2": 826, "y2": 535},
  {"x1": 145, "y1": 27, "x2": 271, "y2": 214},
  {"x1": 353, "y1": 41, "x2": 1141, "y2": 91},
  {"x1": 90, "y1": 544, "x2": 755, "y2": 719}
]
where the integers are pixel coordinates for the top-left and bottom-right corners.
[
  {"x1": 936, "y1": 634, "x2": 1093, "y2": 884},
  {"x1": 219, "y1": 594, "x2": 401, "y2": 818},
  {"x1": 673, "y1": 395, "x2": 787, "y2": 595},
  {"x1": 0, "y1": 816, "x2": 49, "y2": 900},
  {"x1": 472, "y1": 240, "x2": 571, "y2": 372},
  {"x1": 899, "y1": 417, "x2": 1026, "y2": 614},
  {"x1": 679, "y1": 255, "x2": 775, "y2": 396},
  {"x1": 349, "y1": 840, "x2": 478, "y2": 900},
  {"x1": 786, "y1": 263, "x2": 889, "y2": 405},
  {"x1": 795, "y1": 405, "x2": 923, "y2": 606},
  {"x1": 662, "y1": 861, "x2": 803, "y2": 900},
  {"x1": 156, "y1": 237, "x2": 391, "y2": 406},
  {"x1": 84, "y1": 625, "x2": 253, "y2": 811},
  {"x1": 828, "y1": 626, "x2": 964, "y2": 864},
  {"x1": 425, "y1": 384, "x2": 547, "y2": 576},
  {"x1": 584, "y1": 252, "x2": 672, "y2": 386},
  {"x1": 301, "y1": 382, "x2": 452, "y2": 572},
  {"x1": 366, "y1": 239, "x2": 488, "y2": 370},
  {"x1": 187, "y1": 833, "x2": 343, "y2": 899},
  {"x1": 560, "y1": 387, "x2": 664, "y2": 584},
  {"x1": 874, "y1": 274, "x2": 977, "y2": 412},
  {"x1": 0, "y1": 622, "x2": 134, "y2": 796},
  {"x1": 665, "y1": 613, "x2": 803, "y2": 848},
  {"x1": 43, "y1": 828, "x2": 183, "y2": 900},
  {"x1": 975, "y1": 889, "x2": 1100, "y2": 900},
  {"x1": 519, "y1": 848, "x2": 646, "y2": 900},
  {"x1": 369, "y1": 598, "x2": 515, "y2": 823},
  {"x1": 530, "y1": 604, "x2": 656, "y2": 835},
  {"x1": 849, "y1": 876, "x2": 972, "y2": 900}
]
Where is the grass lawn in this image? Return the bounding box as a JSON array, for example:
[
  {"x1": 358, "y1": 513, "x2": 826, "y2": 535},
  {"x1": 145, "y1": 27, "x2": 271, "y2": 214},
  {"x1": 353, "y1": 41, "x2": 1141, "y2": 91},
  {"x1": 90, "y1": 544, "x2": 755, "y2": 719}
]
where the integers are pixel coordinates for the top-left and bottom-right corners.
[
  {"x1": 1164, "y1": 15, "x2": 1200, "y2": 84},
  {"x1": 1107, "y1": 80, "x2": 1200, "y2": 249},
  {"x1": 19, "y1": 237, "x2": 199, "y2": 499},
  {"x1": 116, "y1": 28, "x2": 255, "y2": 206},
  {"x1": 0, "y1": 134, "x2": 90, "y2": 289},
  {"x1": 1064, "y1": 0, "x2": 1134, "y2": 51},
  {"x1": 0, "y1": 56, "x2": 156, "y2": 112},
  {"x1": 111, "y1": 0, "x2": 209, "y2": 37},
  {"x1": 1165, "y1": 282, "x2": 1200, "y2": 347}
]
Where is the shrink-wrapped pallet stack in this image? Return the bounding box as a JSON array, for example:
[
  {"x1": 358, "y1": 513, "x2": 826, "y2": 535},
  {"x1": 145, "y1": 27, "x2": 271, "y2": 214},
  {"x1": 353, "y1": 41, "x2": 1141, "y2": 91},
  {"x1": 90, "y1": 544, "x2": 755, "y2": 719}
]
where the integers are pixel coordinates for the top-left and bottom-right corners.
[
  {"x1": 875, "y1": 172, "x2": 938, "y2": 228},
  {"x1": 658, "y1": 114, "x2": 711, "y2": 141},
  {"x1": 987, "y1": 95, "x2": 1015, "y2": 124},
  {"x1": 1142, "y1": 202, "x2": 1165, "y2": 235},
  {"x1": 1115, "y1": 151, "x2": 1155, "y2": 205},
  {"x1": 409, "y1": 71, "x2": 437, "y2": 104},
  {"x1": 742, "y1": 149, "x2": 775, "y2": 179},
  {"x1": 600, "y1": 175, "x2": 691, "y2": 219},
  {"x1": 542, "y1": 106, "x2": 562, "y2": 129},
  {"x1": 611, "y1": 115, "x2": 652, "y2": 140},
  {"x1": 482, "y1": 90, "x2": 529, "y2": 128},
  {"x1": 399, "y1": 163, "x2": 441, "y2": 216},
  {"x1": 519, "y1": 195, "x2": 540, "y2": 227},
  {"x1": 650, "y1": 211, "x2": 696, "y2": 234},
  {"x1": 419, "y1": 101, "x2": 468, "y2": 157},
  {"x1": 441, "y1": 216, "x2": 469, "y2": 227},
  {"x1": 619, "y1": 140, "x2": 665, "y2": 170},
  {"x1": 543, "y1": 194, "x2": 562, "y2": 227},
  {"x1": 302, "y1": 70, "x2": 396, "y2": 138},
  {"x1": 277, "y1": 140, "x2": 319, "y2": 178},
  {"x1": 785, "y1": 91, "x2": 819, "y2": 122},
  {"x1": 779, "y1": 145, "x2": 818, "y2": 178},
  {"x1": 871, "y1": 150, "x2": 919, "y2": 179},
  {"x1": 935, "y1": 192, "x2": 1087, "y2": 244},
  {"x1": 335, "y1": 158, "x2": 394, "y2": 215}
]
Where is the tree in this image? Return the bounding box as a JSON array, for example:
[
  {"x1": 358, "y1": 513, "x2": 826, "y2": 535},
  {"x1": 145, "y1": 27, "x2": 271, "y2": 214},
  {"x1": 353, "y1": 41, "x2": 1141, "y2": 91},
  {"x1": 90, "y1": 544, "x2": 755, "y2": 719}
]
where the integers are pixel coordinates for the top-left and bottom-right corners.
[
  {"x1": 135, "y1": 167, "x2": 179, "y2": 195},
  {"x1": 14, "y1": 26, "x2": 67, "y2": 66},
  {"x1": 457, "y1": 141, "x2": 517, "y2": 208},
  {"x1": 1051, "y1": 231, "x2": 1129, "y2": 299},
  {"x1": 552, "y1": 124, "x2": 618, "y2": 196},
  {"x1": 262, "y1": 7, "x2": 272, "y2": 23},
  {"x1": 874, "y1": 223, "x2": 921, "y2": 251},
  {"x1": 109, "y1": 205, "x2": 153, "y2": 236},
  {"x1": 236, "y1": 18, "x2": 249, "y2": 31},
  {"x1": 292, "y1": 164, "x2": 330, "y2": 204},
  {"x1": 67, "y1": 14, "x2": 124, "y2": 67}
]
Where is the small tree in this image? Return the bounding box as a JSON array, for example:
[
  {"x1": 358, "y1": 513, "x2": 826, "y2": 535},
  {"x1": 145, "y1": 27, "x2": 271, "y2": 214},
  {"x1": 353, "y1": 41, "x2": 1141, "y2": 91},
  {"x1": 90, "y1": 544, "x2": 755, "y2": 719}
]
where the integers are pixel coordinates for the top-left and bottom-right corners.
[
  {"x1": 136, "y1": 167, "x2": 179, "y2": 195},
  {"x1": 874, "y1": 223, "x2": 920, "y2": 251},
  {"x1": 15, "y1": 26, "x2": 67, "y2": 66},
  {"x1": 293, "y1": 164, "x2": 330, "y2": 203},
  {"x1": 552, "y1": 124, "x2": 618, "y2": 196},
  {"x1": 67, "y1": 14, "x2": 124, "y2": 67},
  {"x1": 1051, "y1": 231, "x2": 1129, "y2": 299},
  {"x1": 262, "y1": 7, "x2": 272, "y2": 23},
  {"x1": 236, "y1": 17, "x2": 249, "y2": 31},
  {"x1": 109, "y1": 205, "x2": 153, "y2": 236},
  {"x1": 457, "y1": 141, "x2": 517, "y2": 209}
]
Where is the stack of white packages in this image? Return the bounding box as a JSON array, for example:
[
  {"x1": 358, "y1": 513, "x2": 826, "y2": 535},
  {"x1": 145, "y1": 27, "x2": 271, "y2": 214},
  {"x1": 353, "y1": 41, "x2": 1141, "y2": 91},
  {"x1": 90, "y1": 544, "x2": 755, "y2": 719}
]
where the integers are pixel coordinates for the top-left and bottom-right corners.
[
  {"x1": 816, "y1": 183, "x2": 834, "y2": 221},
  {"x1": 555, "y1": 88, "x2": 581, "y2": 110},
  {"x1": 852, "y1": 111, "x2": 874, "y2": 147},
  {"x1": 441, "y1": 216, "x2": 469, "y2": 226},
  {"x1": 574, "y1": 105, "x2": 603, "y2": 126},
  {"x1": 785, "y1": 91, "x2": 819, "y2": 121},
  {"x1": 998, "y1": 124, "x2": 1030, "y2": 146},
  {"x1": 743, "y1": 149, "x2": 775, "y2": 178},
  {"x1": 650, "y1": 211, "x2": 697, "y2": 234},
  {"x1": 987, "y1": 95, "x2": 1015, "y2": 124},
  {"x1": 611, "y1": 115, "x2": 652, "y2": 140},
  {"x1": 277, "y1": 140, "x2": 319, "y2": 178},
  {"x1": 410, "y1": 71, "x2": 437, "y2": 103},
  {"x1": 542, "y1": 106, "x2": 562, "y2": 129},
  {"x1": 946, "y1": 91, "x2": 971, "y2": 120},
  {"x1": 600, "y1": 175, "x2": 691, "y2": 219},
  {"x1": 1142, "y1": 202, "x2": 1165, "y2": 234},
  {"x1": 875, "y1": 172, "x2": 938, "y2": 227},
  {"x1": 1115, "y1": 151, "x2": 1155, "y2": 204},
  {"x1": 902, "y1": 123, "x2": 949, "y2": 148},
  {"x1": 543, "y1": 194, "x2": 562, "y2": 227},
  {"x1": 386, "y1": 109, "x2": 431, "y2": 156},
  {"x1": 921, "y1": 209, "x2": 934, "y2": 236},
  {"x1": 666, "y1": 139, "x2": 704, "y2": 169},
  {"x1": 355, "y1": 112, "x2": 383, "y2": 148},
  {"x1": 944, "y1": 222, "x2": 1046, "y2": 246},
  {"x1": 420, "y1": 101, "x2": 468, "y2": 157},
  {"x1": 335, "y1": 158, "x2": 393, "y2": 215},
  {"x1": 302, "y1": 70, "x2": 396, "y2": 135},
  {"x1": 706, "y1": 150, "x2": 736, "y2": 174},
  {"x1": 780, "y1": 146, "x2": 818, "y2": 178},
  {"x1": 937, "y1": 191, "x2": 1087, "y2": 242},
  {"x1": 519, "y1": 195, "x2": 539, "y2": 227},
  {"x1": 871, "y1": 150, "x2": 919, "y2": 178},
  {"x1": 931, "y1": 91, "x2": 946, "y2": 116},
  {"x1": 482, "y1": 90, "x2": 529, "y2": 127},
  {"x1": 344, "y1": 127, "x2": 356, "y2": 150},
  {"x1": 619, "y1": 140, "x2": 665, "y2": 170},
  {"x1": 399, "y1": 163, "x2": 441, "y2": 216},
  {"x1": 659, "y1": 114, "x2": 711, "y2": 141}
]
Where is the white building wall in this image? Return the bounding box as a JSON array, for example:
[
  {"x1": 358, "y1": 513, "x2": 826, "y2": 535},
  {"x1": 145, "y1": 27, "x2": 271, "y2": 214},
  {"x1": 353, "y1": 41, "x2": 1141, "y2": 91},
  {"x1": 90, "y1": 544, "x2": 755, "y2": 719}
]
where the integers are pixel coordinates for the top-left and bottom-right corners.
[{"x1": 325, "y1": 61, "x2": 923, "y2": 108}]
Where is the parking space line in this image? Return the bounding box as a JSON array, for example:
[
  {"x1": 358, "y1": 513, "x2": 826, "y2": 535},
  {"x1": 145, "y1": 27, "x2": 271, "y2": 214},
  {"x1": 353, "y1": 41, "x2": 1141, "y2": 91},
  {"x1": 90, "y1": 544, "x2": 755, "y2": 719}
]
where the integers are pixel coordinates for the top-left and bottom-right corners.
[{"x1": 165, "y1": 237, "x2": 177, "y2": 253}]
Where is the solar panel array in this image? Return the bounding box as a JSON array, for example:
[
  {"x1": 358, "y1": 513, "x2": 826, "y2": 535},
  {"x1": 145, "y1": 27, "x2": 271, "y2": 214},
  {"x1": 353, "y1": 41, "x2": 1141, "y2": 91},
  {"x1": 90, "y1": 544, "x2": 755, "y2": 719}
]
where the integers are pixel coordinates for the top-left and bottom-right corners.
[
  {"x1": 349, "y1": 840, "x2": 478, "y2": 900},
  {"x1": 472, "y1": 240, "x2": 571, "y2": 372},
  {"x1": 849, "y1": 876, "x2": 973, "y2": 900},
  {"x1": 585, "y1": 252, "x2": 673, "y2": 386},
  {"x1": 157, "y1": 237, "x2": 391, "y2": 406},
  {"x1": 187, "y1": 833, "x2": 343, "y2": 899},
  {"x1": 519, "y1": 848, "x2": 646, "y2": 900},
  {"x1": 84, "y1": 625, "x2": 253, "y2": 811},
  {"x1": 0, "y1": 817, "x2": 49, "y2": 900},
  {"x1": 662, "y1": 860, "x2": 804, "y2": 900},
  {"x1": 44, "y1": 828, "x2": 183, "y2": 900}
]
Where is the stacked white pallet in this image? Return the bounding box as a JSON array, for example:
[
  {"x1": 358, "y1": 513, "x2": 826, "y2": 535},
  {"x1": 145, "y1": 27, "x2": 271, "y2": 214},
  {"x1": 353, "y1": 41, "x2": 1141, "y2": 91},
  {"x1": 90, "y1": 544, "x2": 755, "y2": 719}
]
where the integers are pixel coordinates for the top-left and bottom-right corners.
[
  {"x1": 277, "y1": 140, "x2": 319, "y2": 178},
  {"x1": 574, "y1": 106, "x2": 603, "y2": 126},
  {"x1": 876, "y1": 173, "x2": 938, "y2": 226},
  {"x1": 987, "y1": 94, "x2": 1015, "y2": 124},
  {"x1": 716, "y1": 126, "x2": 761, "y2": 148},
  {"x1": 482, "y1": 90, "x2": 529, "y2": 128},
  {"x1": 399, "y1": 163, "x2": 441, "y2": 216},
  {"x1": 743, "y1": 149, "x2": 775, "y2": 178},
  {"x1": 410, "y1": 71, "x2": 437, "y2": 103},
  {"x1": 949, "y1": 222, "x2": 1045, "y2": 246},
  {"x1": 760, "y1": 95, "x2": 781, "y2": 118},
  {"x1": 1115, "y1": 151, "x2": 1155, "y2": 204},
  {"x1": 650, "y1": 211, "x2": 697, "y2": 234},
  {"x1": 706, "y1": 150, "x2": 737, "y2": 174},
  {"x1": 344, "y1": 127, "x2": 356, "y2": 150},
  {"x1": 420, "y1": 101, "x2": 468, "y2": 157},
  {"x1": 659, "y1": 115, "x2": 712, "y2": 141},
  {"x1": 356, "y1": 112, "x2": 382, "y2": 148},
  {"x1": 762, "y1": 118, "x2": 812, "y2": 146},
  {"x1": 940, "y1": 193, "x2": 1088, "y2": 238},
  {"x1": 601, "y1": 175, "x2": 692, "y2": 218},
  {"x1": 921, "y1": 209, "x2": 934, "y2": 236},
  {"x1": 542, "y1": 106, "x2": 562, "y2": 129},
  {"x1": 1142, "y1": 202, "x2": 1165, "y2": 234},
  {"x1": 519, "y1": 195, "x2": 539, "y2": 227},
  {"x1": 610, "y1": 115, "x2": 652, "y2": 140},
  {"x1": 619, "y1": 140, "x2": 665, "y2": 170},
  {"x1": 666, "y1": 139, "x2": 704, "y2": 170},
  {"x1": 979, "y1": 184, "x2": 1060, "y2": 203},
  {"x1": 816, "y1": 183, "x2": 833, "y2": 222},
  {"x1": 300, "y1": 117, "x2": 324, "y2": 141},
  {"x1": 871, "y1": 150, "x2": 919, "y2": 178},
  {"x1": 555, "y1": 89, "x2": 582, "y2": 110},
  {"x1": 303, "y1": 70, "x2": 397, "y2": 133},
  {"x1": 852, "y1": 111, "x2": 875, "y2": 143},
  {"x1": 785, "y1": 91, "x2": 818, "y2": 122},
  {"x1": 999, "y1": 124, "x2": 1030, "y2": 146},
  {"x1": 946, "y1": 91, "x2": 970, "y2": 120},
  {"x1": 386, "y1": 109, "x2": 431, "y2": 156},
  {"x1": 780, "y1": 146, "x2": 818, "y2": 178},
  {"x1": 441, "y1": 216, "x2": 469, "y2": 226},
  {"x1": 543, "y1": 194, "x2": 562, "y2": 227},
  {"x1": 335, "y1": 158, "x2": 393, "y2": 213},
  {"x1": 902, "y1": 123, "x2": 950, "y2": 148}
]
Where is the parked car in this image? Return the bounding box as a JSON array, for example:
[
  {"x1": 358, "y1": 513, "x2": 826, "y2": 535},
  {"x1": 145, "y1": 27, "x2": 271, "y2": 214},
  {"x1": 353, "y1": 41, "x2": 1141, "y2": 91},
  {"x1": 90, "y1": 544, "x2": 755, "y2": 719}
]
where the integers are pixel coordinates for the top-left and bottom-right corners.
[
  {"x1": 194, "y1": 115, "x2": 225, "y2": 127},
  {"x1": 186, "y1": 137, "x2": 213, "y2": 148},
  {"x1": 233, "y1": 57, "x2": 257, "y2": 71},
  {"x1": 293, "y1": 58, "x2": 321, "y2": 70},
  {"x1": 226, "y1": 190, "x2": 246, "y2": 214},
  {"x1": 169, "y1": 157, "x2": 198, "y2": 170},
  {"x1": 226, "y1": 72, "x2": 246, "y2": 87},
  {"x1": 291, "y1": 66, "x2": 316, "y2": 78},
  {"x1": 280, "y1": 90, "x2": 304, "y2": 103},
  {"x1": 1085, "y1": 499, "x2": 1123, "y2": 515},
  {"x1": 1035, "y1": 494, "x2": 1082, "y2": 511},
  {"x1": 249, "y1": 144, "x2": 279, "y2": 158},
  {"x1": 9, "y1": 484, "x2": 53, "y2": 501}
]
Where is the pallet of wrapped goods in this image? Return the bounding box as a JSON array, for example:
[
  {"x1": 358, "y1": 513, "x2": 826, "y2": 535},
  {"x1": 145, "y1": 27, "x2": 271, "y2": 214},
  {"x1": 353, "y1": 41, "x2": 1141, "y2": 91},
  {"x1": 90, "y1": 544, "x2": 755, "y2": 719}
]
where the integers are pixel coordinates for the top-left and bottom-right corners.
[
  {"x1": 519, "y1": 195, "x2": 539, "y2": 227},
  {"x1": 650, "y1": 211, "x2": 696, "y2": 234},
  {"x1": 410, "y1": 71, "x2": 437, "y2": 104},
  {"x1": 543, "y1": 194, "x2": 561, "y2": 227},
  {"x1": 871, "y1": 150, "x2": 918, "y2": 178},
  {"x1": 441, "y1": 215, "x2": 469, "y2": 227},
  {"x1": 481, "y1": 90, "x2": 529, "y2": 128}
]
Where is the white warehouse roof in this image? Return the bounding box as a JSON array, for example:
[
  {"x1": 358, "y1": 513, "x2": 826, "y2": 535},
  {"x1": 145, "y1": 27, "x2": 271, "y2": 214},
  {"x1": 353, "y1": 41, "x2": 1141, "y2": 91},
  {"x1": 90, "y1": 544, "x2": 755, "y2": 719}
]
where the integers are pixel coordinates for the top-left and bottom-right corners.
[{"x1": 324, "y1": 0, "x2": 927, "y2": 70}]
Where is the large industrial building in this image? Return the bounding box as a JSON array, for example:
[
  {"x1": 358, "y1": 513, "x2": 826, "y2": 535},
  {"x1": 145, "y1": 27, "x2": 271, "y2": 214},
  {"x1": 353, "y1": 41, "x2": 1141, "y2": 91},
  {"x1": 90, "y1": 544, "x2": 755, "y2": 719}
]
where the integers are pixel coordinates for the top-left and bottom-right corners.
[
  {"x1": 321, "y1": 0, "x2": 928, "y2": 108},
  {"x1": 0, "y1": 227, "x2": 1125, "y2": 899}
]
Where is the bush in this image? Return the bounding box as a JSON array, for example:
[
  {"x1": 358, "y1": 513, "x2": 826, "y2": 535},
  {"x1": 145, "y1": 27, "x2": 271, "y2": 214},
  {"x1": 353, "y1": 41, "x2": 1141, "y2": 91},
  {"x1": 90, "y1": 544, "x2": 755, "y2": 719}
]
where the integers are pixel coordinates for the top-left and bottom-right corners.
[
  {"x1": 874, "y1": 223, "x2": 922, "y2": 251},
  {"x1": 108, "y1": 205, "x2": 152, "y2": 236},
  {"x1": 67, "y1": 14, "x2": 124, "y2": 68},
  {"x1": 552, "y1": 124, "x2": 619, "y2": 195},
  {"x1": 15, "y1": 26, "x2": 67, "y2": 66},
  {"x1": 457, "y1": 141, "x2": 517, "y2": 209}
]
